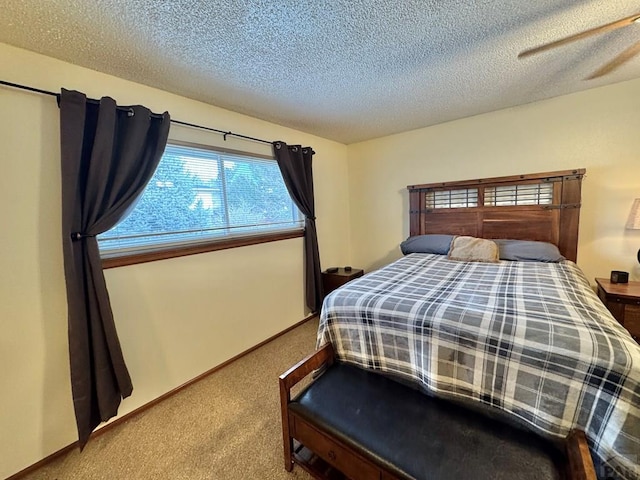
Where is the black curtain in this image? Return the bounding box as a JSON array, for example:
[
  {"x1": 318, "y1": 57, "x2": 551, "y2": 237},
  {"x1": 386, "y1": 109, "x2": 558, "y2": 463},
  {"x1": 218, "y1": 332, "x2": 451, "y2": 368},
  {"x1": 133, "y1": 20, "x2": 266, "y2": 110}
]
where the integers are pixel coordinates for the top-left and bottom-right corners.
[
  {"x1": 273, "y1": 142, "x2": 322, "y2": 312},
  {"x1": 59, "y1": 89, "x2": 170, "y2": 447}
]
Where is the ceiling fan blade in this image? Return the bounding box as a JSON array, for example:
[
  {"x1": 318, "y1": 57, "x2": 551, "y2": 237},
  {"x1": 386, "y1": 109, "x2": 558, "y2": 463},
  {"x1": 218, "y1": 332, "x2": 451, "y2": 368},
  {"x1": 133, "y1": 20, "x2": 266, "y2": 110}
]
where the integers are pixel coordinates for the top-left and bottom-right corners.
[
  {"x1": 518, "y1": 12, "x2": 640, "y2": 58},
  {"x1": 586, "y1": 40, "x2": 640, "y2": 79}
]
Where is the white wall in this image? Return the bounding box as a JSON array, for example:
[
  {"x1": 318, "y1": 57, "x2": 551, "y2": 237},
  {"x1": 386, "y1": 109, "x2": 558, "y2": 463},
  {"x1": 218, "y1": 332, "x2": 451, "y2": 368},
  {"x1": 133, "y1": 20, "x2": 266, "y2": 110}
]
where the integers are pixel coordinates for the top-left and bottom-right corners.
[
  {"x1": 0, "y1": 43, "x2": 351, "y2": 478},
  {"x1": 347, "y1": 79, "x2": 640, "y2": 283}
]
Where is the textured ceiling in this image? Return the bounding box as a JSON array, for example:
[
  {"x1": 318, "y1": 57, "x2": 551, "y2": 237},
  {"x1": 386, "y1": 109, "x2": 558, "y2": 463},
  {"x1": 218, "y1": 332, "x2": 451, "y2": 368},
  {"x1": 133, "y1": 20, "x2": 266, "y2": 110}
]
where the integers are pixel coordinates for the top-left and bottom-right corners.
[{"x1": 1, "y1": 1, "x2": 640, "y2": 144}]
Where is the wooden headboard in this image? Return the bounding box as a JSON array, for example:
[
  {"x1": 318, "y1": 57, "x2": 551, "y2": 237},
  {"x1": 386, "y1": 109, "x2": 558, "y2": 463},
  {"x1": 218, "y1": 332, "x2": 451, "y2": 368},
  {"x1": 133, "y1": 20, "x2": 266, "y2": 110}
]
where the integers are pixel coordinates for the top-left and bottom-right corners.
[{"x1": 407, "y1": 169, "x2": 585, "y2": 262}]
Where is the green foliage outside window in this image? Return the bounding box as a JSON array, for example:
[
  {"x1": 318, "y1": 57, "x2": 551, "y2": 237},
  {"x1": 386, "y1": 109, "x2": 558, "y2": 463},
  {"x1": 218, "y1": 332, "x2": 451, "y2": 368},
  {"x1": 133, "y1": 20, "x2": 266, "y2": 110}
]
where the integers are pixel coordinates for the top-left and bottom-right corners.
[{"x1": 99, "y1": 143, "x2": 302, "y2": 255}]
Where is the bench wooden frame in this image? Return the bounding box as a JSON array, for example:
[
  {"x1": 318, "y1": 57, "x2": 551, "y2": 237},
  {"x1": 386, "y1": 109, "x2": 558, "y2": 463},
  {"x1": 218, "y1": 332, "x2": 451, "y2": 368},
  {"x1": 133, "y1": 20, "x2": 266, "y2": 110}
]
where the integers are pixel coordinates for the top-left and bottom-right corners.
[{"x1": 279, "y1": 343, "x2": 597, "y2": 480}]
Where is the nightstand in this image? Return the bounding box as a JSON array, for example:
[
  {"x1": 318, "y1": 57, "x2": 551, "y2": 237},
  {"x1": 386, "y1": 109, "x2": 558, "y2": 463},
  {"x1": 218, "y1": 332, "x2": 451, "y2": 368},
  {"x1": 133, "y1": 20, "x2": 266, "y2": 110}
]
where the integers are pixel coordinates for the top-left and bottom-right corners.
[
  {"x1": 322, "y1": 267, "x2": 364, "y2": 297},
  {"x1": 595, "y1": 278, "x2": 640, "y2": 342}
]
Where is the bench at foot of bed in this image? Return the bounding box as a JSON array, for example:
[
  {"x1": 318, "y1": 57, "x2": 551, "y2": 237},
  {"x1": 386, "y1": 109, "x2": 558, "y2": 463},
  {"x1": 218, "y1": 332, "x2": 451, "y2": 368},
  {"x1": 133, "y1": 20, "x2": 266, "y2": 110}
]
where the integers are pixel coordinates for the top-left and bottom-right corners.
[{"x1": 279, "y1": 343, "x2": 597, "y2": 480}]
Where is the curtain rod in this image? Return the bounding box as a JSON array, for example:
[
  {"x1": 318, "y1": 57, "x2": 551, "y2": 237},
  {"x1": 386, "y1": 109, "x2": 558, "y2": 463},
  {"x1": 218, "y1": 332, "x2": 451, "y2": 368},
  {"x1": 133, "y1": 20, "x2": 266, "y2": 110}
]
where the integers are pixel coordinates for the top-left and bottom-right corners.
[{"x1": 0, "y1": 79, "x2": 273, "y2": 146}]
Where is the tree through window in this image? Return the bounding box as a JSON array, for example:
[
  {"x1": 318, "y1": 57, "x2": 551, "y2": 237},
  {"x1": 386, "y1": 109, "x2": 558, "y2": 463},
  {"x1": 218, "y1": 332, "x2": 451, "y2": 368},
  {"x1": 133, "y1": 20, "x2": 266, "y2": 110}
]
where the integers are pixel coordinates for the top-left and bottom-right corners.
[{"x1": 98, "y1": 143, "x2": 303, "y2": 257}]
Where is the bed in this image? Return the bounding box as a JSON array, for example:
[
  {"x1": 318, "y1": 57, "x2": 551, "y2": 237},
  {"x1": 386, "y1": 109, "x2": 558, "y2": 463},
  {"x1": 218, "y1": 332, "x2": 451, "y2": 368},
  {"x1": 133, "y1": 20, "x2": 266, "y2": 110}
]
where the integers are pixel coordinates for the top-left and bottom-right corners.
[{"x1": 317, "y1": 169, "x2": 640, "y2": 480}]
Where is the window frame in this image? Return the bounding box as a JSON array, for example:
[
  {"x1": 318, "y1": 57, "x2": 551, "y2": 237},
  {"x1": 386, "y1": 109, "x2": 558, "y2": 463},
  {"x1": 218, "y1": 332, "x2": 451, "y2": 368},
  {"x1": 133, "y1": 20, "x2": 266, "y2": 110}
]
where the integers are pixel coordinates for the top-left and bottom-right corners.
[{"x1": 101, "y1": 141, "x2": 304, "y2": 269}]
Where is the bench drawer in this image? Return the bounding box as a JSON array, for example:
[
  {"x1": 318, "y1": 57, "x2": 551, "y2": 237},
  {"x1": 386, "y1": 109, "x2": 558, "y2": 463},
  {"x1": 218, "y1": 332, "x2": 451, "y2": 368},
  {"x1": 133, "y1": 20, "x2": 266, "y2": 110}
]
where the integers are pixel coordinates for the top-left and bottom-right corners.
[{"x1": 292, "y1": 415, "x2": 380, "y2": 480}]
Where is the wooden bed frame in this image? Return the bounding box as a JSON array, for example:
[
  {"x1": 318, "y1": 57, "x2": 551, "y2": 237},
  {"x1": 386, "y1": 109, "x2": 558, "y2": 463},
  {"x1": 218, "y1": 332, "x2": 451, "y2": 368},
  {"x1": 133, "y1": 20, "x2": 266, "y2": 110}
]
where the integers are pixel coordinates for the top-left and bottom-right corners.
[
  {"x1": 277, "y1": 168, "x2": 593, "y2": 480},
  {"x1": 408, "y1": 169, "x2": 585, "y2": 262}
]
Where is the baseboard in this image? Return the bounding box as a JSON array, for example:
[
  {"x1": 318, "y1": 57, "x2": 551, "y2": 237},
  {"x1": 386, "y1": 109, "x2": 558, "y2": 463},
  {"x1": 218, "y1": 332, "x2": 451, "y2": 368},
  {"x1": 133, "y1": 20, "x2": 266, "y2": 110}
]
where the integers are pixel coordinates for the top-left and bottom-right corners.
[{"x1": 6, "y1": 313, "x2": 318, "y2": 480}]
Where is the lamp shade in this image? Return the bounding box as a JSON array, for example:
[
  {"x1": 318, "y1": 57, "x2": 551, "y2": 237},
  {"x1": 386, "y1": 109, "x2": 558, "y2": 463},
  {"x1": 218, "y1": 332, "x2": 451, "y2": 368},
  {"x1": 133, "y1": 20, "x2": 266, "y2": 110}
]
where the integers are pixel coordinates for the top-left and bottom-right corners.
[{"x1": 626, "y1": 199, "x2": 640, "y2": 230}]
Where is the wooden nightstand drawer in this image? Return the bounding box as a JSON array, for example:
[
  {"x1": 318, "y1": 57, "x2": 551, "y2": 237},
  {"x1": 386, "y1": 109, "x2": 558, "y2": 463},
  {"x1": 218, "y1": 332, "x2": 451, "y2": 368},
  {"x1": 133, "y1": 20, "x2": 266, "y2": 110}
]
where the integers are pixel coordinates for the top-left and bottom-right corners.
[
  {"x1": 595, "y1": 278, "x2": 640, "y2": 342},
  {"x1": 624, "y1": 305, "x2": 640, "y2": 339},
  {"x1": 292, "y1": 416, "x2": 380, "y2": 480},
  {"x1": 322, "y1": 267, "x2": 364, "y2": 297}
]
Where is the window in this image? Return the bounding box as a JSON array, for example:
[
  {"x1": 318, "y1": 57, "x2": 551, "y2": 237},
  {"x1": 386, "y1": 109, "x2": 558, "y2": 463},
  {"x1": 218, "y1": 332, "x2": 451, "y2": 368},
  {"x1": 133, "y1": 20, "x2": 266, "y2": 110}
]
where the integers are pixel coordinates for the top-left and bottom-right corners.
[
  {"x1": 425, "y1": 188, "x2": 478, "y2": 209},
  {"x1": 98, "y1": 143, "x2": 303, "y2": 261},
  {"x1": 484, "y1": 182, "x2": 553, "y2": 206}
]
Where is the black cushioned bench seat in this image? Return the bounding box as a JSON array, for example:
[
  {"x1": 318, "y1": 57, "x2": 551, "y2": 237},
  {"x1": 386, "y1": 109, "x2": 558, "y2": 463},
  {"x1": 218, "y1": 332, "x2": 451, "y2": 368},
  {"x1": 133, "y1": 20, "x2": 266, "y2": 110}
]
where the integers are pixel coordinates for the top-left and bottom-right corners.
[
  {"x1": 279, "y1": 343, "x2": 596, "y2": 480},
  {"x1": 291, "y1": 362, "x2": 563, "y2": 480}
]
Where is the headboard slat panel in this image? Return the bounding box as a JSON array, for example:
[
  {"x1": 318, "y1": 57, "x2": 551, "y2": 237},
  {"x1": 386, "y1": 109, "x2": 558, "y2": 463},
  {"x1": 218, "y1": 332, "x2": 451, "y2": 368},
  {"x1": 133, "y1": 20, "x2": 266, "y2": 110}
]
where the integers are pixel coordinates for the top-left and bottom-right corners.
[{"x1": 408, "y1": 169, "x2": 585, "y2": 262}]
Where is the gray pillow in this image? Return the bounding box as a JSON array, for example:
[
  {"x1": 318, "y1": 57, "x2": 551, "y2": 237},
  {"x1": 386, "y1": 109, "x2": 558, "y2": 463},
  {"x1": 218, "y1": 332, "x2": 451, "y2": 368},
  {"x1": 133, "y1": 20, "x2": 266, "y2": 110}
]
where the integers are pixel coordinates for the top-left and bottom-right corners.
[
  {"x1": 400, "y1": 234, "x2": 454, "y2": 255},
  {"x1": 494, "y1": 239, "x2": 565, "y2": 262}
]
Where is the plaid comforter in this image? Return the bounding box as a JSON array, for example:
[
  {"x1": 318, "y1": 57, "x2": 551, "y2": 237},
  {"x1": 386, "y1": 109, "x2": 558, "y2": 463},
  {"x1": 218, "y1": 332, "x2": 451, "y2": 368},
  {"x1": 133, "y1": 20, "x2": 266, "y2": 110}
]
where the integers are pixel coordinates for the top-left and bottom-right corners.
[{"x1": 317, "y1": 254, "x2": 640, "y2": 480}]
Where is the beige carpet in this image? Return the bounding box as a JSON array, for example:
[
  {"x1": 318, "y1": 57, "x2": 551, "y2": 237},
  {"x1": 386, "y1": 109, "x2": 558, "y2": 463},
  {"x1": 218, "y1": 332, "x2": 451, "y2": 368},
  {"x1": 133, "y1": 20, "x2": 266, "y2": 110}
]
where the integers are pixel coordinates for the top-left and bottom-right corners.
[{"x1": 23, "y1": 319, "x2": 319, "y2": 480}]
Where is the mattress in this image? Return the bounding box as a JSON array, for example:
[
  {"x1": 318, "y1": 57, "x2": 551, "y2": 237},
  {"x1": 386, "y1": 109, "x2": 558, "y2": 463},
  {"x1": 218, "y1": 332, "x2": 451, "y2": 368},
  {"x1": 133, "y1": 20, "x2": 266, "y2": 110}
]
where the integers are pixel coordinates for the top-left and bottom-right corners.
[{"x1": 318, "y1": 253, "x2": 640, "y2": 480}]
